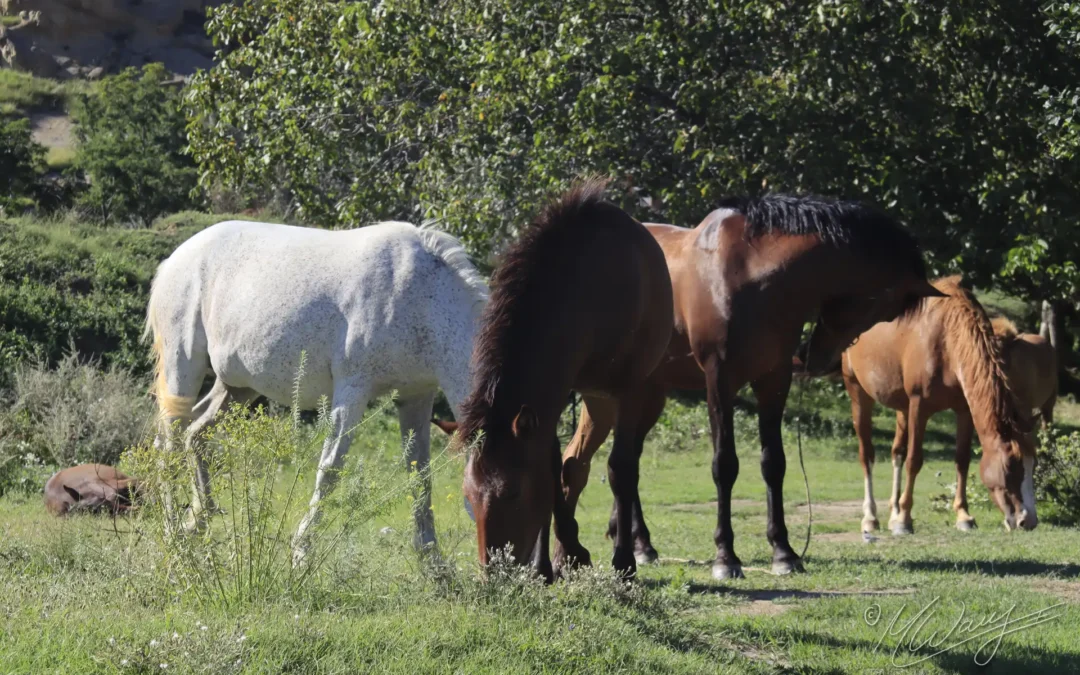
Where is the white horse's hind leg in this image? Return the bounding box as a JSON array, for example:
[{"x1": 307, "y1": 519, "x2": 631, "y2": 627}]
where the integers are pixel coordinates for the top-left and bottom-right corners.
[
  {"x1": 293, "y1": 383, "x2": 369, "y2": 566},
  {"x1": 397, "y1": 392, "x2": 437, "y2": 552},
  {"x1": 181, "y1": 381, "x2": 259, "y2": 531}
]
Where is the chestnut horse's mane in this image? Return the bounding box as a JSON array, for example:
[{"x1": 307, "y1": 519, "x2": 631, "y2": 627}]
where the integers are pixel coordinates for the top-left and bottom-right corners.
[
  {"x1": 921, "y1": 275, "x2": 1024, "y2": 437},
  {"x1": 717, "y1": 194, "x2": 926, "y2": 276},
  {"x1": 458, "y1": 179, "x2": 623, "y2": 444}
]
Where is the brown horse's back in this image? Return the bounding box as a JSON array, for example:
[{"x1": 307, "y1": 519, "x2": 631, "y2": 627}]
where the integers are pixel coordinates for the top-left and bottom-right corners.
[
  {"x1": 1002, "y1": 333, "x2": 1057, "y2": 417},
  {"x1": 44, "y1": 464, "x2": 136, "y2": 517}
]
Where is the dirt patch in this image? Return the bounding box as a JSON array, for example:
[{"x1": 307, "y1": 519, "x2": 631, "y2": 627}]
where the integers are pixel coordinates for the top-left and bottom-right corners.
[
  {"x1": 815, "y1": 530, "x2": 871, "y2": 544},
  {"x1": 30, "y1": 112, "x2": 76, "y2": 151},
  {"x1": 735, "y1": 599, "x2": 794, "y2": 616},
  {"x1": 1028, "y1": 579, "x2": 1080, "y2": 604},
  {"x1": 668, "y1": 499, "x2": 864, "y2": 524}
]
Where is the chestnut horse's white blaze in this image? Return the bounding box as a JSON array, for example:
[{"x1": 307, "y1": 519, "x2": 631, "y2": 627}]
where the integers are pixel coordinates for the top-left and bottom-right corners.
[{"x1": 146, "y1": 220, "x2": 487, "y2": 559}]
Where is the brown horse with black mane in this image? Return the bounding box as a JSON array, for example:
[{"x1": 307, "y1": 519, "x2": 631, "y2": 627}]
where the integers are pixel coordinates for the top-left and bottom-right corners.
[
  {"x1": 553, "y1": 195, "x2": 944, "y2": 580},
  {"x1": 457, "y1": 180, "x2": 673, "y2": 580},
  {"x1": 841, "y1": 276, "x2": 1038, "y2": 535}
]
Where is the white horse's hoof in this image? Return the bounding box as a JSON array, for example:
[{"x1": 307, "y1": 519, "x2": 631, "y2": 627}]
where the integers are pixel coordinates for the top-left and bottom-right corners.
[
  {"x1": 861, "y1": 517, "x2": 880, "y2": 533},
  {"x1": 712, "y1": 563, "x2": 744, "y2": 580}
]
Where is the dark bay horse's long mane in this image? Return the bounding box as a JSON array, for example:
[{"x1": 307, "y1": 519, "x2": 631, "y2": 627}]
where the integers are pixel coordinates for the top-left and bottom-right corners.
[
  {"x1": 717, "y1": 194, "x2": 926, "y2": 277},
  {"x1": 457, "y1": 179, "x2": 621, "y2": 445}
]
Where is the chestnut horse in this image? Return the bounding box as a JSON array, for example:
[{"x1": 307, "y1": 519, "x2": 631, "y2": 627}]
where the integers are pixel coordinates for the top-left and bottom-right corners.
[
  {"x1": 841, "y1": 277, "x2": 1038, "y2": 535},
  {"x1": 554, "y1": 196, "x2": 943, "y2": 579},
  {"x1": 44, "y1": 464, "x2": 137, "y2": 517},
  {"x1": 992, "y1": 317, "x2": 1057, "y2": 424},
  {"x1": 458, "y1": 181, "x2": 673, "y2": 580}
]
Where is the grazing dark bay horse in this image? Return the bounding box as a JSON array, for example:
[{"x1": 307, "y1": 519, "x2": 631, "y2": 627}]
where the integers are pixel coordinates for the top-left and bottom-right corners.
[
  {"x1": 44, "y1": 464, "x2": 137, "y2": 517},
  {"x1": 992, "y1": 317, "x2": 1057, "y2": 424},
  {"x1": 842, "y1": 277, "x2": 1038, "y2": 534},
  {"x1": 554, "y1": 196, "x2": 943, "y2": 579},
  {"x1": 457, "y1": 181, "x2": 673, "y2": 580}
]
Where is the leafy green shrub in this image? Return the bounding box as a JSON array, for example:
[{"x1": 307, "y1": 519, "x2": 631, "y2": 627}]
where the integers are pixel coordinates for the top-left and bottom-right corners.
[
  {"x1": 0, "y1": 354, "x2": 153, "y2": 479},
  {"x1": 0, "y1": 117, "x2": 46, "y2": 214},
  {"x1": 0, "y1": 216, "x2": 207, "y2": 372},
  {"x1": 71, "y1": 63, "x2": 199, "y2": 224},
  {"x1": 1035, "y1": 425, "x2": 1080, "y2": 526}
]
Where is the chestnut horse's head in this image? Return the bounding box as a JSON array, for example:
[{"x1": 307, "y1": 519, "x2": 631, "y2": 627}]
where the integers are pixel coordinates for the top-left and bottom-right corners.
[
  {"x1": 461, "y1": 405, "x2": 556, "y2": 566},
  {"x1": 980, "y1": 430, "x2": 1038, "y2": 531}
]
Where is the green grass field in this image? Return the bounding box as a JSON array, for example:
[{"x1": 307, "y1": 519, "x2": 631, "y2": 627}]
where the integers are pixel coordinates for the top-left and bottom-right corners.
[{"x1": 1, "y1": 383, "x2": 1078, "y2": 674}]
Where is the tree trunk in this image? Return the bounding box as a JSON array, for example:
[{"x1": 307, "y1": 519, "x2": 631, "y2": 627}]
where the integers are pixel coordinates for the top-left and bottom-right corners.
[
  {"x1": 1041, "y1": 299, "x2": 1080, "y2": 397},
  {"x1": 1040, "y1": 300, "x2": 1053, "y2": 340}
]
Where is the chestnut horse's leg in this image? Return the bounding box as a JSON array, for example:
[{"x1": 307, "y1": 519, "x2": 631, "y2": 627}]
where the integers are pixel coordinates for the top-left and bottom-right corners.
[
  {"x1": 552, "y1": 395, "x2": 614, "y2": 573},
  {"x1": 753, "y1": 369, "x2": 803, "y2": 575},
  {"x1": 887, "y1": 410, "x2": 909, "y2": 532},
  {"x1": 704, "y1": 356, "x2": 742, "y2": 580},
  {"x1": 953, "y1": 408, "x2": 977, "y2": 531},
  {"x1": 844, "y1": 376, "x2": 879, "y2": 533},
  {"x1": 608, "y1": 390, "x2": 648, "y2": 577},
  {"x1": 893, "y1": 398, "x2": 926, "y2": 535},
  {"x1": 604, "y1": 385, "x2": 666, "y2": 565}
]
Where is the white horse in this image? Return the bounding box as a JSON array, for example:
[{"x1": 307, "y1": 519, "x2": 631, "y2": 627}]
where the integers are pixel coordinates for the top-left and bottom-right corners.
[{"x1": 145, "y1": 220, "x2": 487, "y2": 560}]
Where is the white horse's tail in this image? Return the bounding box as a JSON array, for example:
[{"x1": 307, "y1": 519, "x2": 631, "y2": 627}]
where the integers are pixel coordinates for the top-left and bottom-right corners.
[
  {"x1": 144, "y1": 264, "x2": 196, "y2": 422},
  {"x1": 416, "y1": 225, "x2": 489, "y2": 308}
]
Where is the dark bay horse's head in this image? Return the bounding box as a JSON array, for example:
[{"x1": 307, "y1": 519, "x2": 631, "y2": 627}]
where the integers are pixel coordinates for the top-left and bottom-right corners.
[
  {"x1": 798, "y1": 277, "x2": 946, "y2": 375},
  {"x1": 462, "y1": 405, "x2": 556, "y2": 567}
]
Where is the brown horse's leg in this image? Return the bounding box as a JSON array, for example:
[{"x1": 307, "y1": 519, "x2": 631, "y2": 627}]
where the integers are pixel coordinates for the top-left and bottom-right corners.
[
  {"x1": 552, "y1": 395, "x2": 612, "y2": 573},
  {"x1": 607, "y1": 390, "x2": 648, "y2": 577},
  {"x1": 953, "y1": 408, "x2": 977, "y2": 531},
  {"x1": 704, "y1": 356, "x2": 742, "y2": 580},
  {"x1": 894, "y1": 398, "x2": 926, "y2": 535},
  {"x1": 604, "y1": 385, "x2": 666, "y2": 565},
  {"x1": 753, "y1": 369, "x2": 803, "y2": 575},
  {"x1": 887, "y1": 410, "x2": 909, "y2": 531},
  {"x1": 845, "y1": 377, "x2": 879, "y2": 533}
]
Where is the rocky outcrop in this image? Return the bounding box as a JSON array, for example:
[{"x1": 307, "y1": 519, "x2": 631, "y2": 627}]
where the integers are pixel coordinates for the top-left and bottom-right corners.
[{"x1": 0, "y1": 0, "x2": 227, "y2": 78}]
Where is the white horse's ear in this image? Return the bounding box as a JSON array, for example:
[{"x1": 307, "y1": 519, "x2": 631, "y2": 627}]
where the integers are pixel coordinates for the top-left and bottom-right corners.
[{"x1": 512, "y1": 405, "x2": 538, "y2": 439}]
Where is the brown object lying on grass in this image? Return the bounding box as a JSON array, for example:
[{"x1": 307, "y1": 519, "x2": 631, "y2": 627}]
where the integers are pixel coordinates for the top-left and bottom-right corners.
[{"x1": 44, "y1": 464, "x2": 137, "y2": 517}]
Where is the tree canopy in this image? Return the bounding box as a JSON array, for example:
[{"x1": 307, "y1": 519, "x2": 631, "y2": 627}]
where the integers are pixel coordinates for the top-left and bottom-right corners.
[{"x1": 186, "y1": 0, "x2": 1080, "y2": 299}]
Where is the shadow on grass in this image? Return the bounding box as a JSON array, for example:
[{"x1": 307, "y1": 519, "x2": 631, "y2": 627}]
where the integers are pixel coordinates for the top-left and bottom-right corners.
[
  {"x1": 897, "y1": 559, "x2": 1080, "y2": 578},
  {"x1": 729, "y1": 624, "x2": 1080, "y2": 675}
]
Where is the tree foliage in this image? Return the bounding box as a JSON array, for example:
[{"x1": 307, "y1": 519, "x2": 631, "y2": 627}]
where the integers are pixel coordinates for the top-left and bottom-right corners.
[
  {"x1": 72, "y1": 63, "x2": 199, "y2": 224},
  {"x1": 0, "y1": 117, "x2": 46, "y2": 214},
  {"x1": 187, "y1": 1, "x2": 1080, "y2": 294}
]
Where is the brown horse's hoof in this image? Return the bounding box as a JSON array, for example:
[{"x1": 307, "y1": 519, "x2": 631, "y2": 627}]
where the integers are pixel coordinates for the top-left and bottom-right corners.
[
  {"x1": 772, "y1": 558, "x2": 805, "y2": 575},
  {"x1": 552, "y1": 545, "x2": 593, "y2": 577},
  {"x1": 712, "y1": 562, "x2": 744, "y2": 580},
  {"x1": 634, "y1": 546, "x2": 659, "y2": 566},
  {"x1": 956, "y1": 519, "x2": 977, "y2": 532}
]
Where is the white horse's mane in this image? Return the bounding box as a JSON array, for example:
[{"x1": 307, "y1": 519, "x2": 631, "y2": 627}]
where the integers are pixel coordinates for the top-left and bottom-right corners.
[{"x1": 416, "y1": 221, "x2": 489, "y2": 308}]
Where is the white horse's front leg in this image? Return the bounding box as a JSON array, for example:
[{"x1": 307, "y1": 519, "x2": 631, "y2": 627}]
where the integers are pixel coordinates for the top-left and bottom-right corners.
[
  {"x1": 398, "y1": 392, "x2": 437, "y2": 553},
  {"x1": 293, "y1": 385, "x2": 367, "y2": 567}
]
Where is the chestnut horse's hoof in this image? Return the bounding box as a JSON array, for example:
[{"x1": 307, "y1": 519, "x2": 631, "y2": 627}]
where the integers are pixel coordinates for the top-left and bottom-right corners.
[
  {"x1": 956, "y1": 519, "x2": 977, "y2": 532},
  {"x1": 771, "y1": 558, "x2": 805, "y2": 576},
  {"x1": 634, "y1": 546, "x2": 659, "y2": 566},
  {"x1": 712, "y1": 562, "x2": 744, "y2": 580},
  {"x1": 890, "y1": 522, "x2": 914, "y2": 536}
]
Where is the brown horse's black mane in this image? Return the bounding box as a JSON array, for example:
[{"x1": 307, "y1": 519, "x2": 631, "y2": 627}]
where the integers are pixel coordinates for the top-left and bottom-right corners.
[
  {"x1": 457, "y1": 179, "x2": 623, "y2": 445},
  {"x1": 717, "y1": 194, "x2": 926, "y2": 276}
]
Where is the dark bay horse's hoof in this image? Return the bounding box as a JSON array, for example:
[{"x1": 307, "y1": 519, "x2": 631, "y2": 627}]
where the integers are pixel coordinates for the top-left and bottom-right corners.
[
  {"x1": 956, "y1": 519, "x2": 977, "y2": 532},
  {"x1": 552, "y1": 544, "x2": 593, "y2": 577},
  {"x1": 891, "y1": 522, "x2": 914, "y2": 536},
  {"x1": 634, "y1": 546, "x2": 659, "y2": 566},
  {"x1": 771, "y1": 558, "x2": 805, "y2": 576},
  {"x1": 712, "y1": 562, "x2": 744, "y2": 580},
  {"x1": 611, "y1": 548, "x2": 638, "y2": 578}
]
